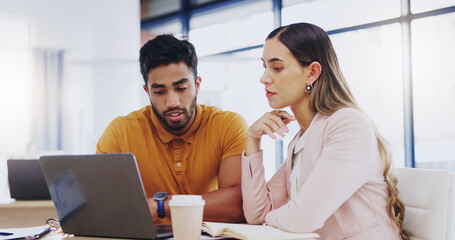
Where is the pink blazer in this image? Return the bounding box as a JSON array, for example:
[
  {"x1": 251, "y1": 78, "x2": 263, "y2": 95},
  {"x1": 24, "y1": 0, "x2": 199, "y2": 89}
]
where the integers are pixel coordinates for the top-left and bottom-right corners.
[{"x1": 241, "y1": 108, "x2": 400, "y2": 240}]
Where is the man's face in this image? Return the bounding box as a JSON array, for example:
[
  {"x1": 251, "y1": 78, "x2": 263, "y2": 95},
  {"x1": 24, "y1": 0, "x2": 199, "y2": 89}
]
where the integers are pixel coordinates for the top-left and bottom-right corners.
[{"x1": 144, "y1": 62, "x2": 201, "y2": 136}]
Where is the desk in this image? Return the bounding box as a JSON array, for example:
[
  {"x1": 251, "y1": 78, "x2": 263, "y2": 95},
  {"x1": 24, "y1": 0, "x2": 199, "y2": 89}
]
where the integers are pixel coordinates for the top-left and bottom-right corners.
[
  {"x1": 0, "y1": 200, "x2": 57, "y2": 228},
  {"x1": 40, "y1": 231, "x2": 226, "y2": 240},
  {"x1": 0, "y1": 201, "x2": 222, "y2": 239},
  {"x1": 41, "y1": 231, "x2": 135, "y2": 240}
]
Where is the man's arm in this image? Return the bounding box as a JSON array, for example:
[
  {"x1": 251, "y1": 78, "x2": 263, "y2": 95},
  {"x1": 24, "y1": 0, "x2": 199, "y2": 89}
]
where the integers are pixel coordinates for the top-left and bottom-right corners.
[
  {"x1": 200, "y1": 154, "x2": 245, "y2": 222},
  {"x1": 147, "y1": 154, "x2": 245, "y2": 223}
]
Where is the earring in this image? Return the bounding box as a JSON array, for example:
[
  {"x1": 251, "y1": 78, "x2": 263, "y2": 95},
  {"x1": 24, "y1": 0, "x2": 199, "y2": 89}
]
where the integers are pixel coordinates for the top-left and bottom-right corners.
[{"x1": 305, "y1": 83, "x2": 313, "y2": 93}]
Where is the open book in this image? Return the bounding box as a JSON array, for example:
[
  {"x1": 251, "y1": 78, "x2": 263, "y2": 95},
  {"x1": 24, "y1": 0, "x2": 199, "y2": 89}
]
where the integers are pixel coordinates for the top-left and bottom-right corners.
[{"x1": 201, "y1": 222, "x2": 320, "y2": 240}]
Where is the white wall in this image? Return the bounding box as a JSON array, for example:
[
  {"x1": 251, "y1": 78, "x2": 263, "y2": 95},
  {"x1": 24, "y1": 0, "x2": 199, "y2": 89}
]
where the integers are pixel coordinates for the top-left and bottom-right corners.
[{"x1": 0, "y1": 0, "x2": 145, "y2": 201}]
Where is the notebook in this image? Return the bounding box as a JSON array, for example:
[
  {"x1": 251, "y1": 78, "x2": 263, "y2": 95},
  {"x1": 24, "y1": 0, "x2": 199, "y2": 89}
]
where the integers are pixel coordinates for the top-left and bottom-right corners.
[
  {"x1": 39, "y1": 153, "x2": 172, "y2": 239},
  {"x1": 7, "y1": 159, "x2": 51, "y2": 200},
  {"x1": 202, "y1": 222, "x2": 320, "y2": 239}
]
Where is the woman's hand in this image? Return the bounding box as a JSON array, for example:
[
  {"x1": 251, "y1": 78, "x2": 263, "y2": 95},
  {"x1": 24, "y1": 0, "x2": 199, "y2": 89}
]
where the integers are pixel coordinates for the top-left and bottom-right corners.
[
  {"x1": 245, "y1": 110, "x2": 295, "y2": 157},
  {"x1": 248, "y1": 110, "x2": 295, "y2": 139}
]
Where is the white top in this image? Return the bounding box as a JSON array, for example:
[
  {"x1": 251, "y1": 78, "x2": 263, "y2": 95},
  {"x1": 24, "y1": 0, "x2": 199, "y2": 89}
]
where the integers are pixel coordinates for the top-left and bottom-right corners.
[{"x1": 290, "y1": 130, "x2": 307, "y2": 199}]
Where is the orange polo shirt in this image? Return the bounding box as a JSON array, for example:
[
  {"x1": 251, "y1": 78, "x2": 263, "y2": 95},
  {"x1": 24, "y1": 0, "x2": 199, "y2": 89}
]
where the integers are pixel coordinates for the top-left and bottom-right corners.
[{"x1": 96, "y1": 104, "x2": 247, "y2": 223}]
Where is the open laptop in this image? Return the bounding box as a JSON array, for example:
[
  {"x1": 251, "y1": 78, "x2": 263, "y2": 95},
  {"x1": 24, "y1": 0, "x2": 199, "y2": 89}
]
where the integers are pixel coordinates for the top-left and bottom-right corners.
[
  {"x1": 39, "y1": 153, "x2": 172, "y2": 239},
  {"x1": 7, "y1": 159, "x2": 51, "y2": 200}
]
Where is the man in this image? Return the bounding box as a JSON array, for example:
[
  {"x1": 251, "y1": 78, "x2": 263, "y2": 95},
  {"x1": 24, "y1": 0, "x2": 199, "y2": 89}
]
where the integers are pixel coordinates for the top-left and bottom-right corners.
[{"x1": 96, "y1": 35, "x2": 247, "y2": 224}]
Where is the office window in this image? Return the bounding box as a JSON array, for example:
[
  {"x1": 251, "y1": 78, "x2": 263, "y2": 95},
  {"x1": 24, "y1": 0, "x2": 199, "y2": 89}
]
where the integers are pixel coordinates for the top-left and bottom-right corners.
[
  {"x1": 330, "y1": 24, "x2": 405, "y2": 167},
  {"x1": 0, "y1": 19, "x2": 28, "y2": 48},
  {"x1": 199, "y1": 49, "x2": 264, "y2": 121},
  {"x1": 0, "y1": 49, "x2": 33, "y2": 156},
  {"x1": 198, "y1": 48, "x2": 282, "y2": 178},
  {"x1": 0, "y1": 18, "x2": 32, "y2": 200},
  {"x1": 411, "y1": 0, "x2": 455, "y2": 14},
  {"x1": 141, "y1": 20, "x2": 182, "y2": 46},
  {"x1": 0, "y1": 19, "x2": 31, "y2": 156},
  {"x1": 412, "y1": 13, "x2": 455, "y2": 170},
  {"x1": 190, "y1": 0, "x2": 218, "y2": 6},
  {"x1": 140, "y1": 0, "x2": 455, "y2": 171},
  {"x1": 141, "y1": 0, "x2": 180, "y2": 20},
  {"x1": 283, "y1": 0, "x2": 400, "y2": 31},
  {"x1": 189, "y1": 1, "x2": 273, "y2": 56}
]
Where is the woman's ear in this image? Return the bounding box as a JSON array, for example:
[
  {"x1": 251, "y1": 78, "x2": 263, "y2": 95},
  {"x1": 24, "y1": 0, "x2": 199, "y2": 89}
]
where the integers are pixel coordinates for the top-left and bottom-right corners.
[{"x1": 307, "y1": 62, "x2": 322, "y2": 84}]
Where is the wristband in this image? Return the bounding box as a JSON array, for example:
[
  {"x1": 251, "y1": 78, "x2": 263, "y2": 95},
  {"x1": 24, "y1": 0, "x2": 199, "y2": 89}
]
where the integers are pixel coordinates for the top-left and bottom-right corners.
[{"x1": 153, "y1": 192, "x2": 167, "y2": 219}]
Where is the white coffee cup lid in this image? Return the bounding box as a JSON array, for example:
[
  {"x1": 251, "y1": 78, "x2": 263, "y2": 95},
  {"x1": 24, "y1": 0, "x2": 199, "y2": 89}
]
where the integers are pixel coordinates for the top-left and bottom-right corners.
[{"x1": 169, "y1": 195, "x2": 205, "y2": 206}]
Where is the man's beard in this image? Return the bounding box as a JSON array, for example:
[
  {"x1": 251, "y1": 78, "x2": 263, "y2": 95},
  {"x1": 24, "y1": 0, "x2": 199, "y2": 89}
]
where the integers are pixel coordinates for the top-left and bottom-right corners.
[{"x1": 151, "y1": 97, "x2": 197, "y2": 132}]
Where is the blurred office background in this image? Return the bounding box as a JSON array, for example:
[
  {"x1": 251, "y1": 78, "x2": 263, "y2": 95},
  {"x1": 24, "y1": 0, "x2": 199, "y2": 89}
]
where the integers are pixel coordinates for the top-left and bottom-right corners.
[{"x1": 0, "y1": 0, "x2": 454, "y2": 201}]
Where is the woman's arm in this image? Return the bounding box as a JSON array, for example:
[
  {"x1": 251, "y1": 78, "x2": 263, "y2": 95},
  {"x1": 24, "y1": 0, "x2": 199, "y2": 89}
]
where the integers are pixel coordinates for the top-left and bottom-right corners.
[
  {"x1": 241, "y1": 110, "x2": 295, "y2": 223},
  {"x1": 242, "y1": 151, "x2": 289, "y2": 224},
  {"x1": 265, "y1": 109, "x2": 377, "y2": 233}
]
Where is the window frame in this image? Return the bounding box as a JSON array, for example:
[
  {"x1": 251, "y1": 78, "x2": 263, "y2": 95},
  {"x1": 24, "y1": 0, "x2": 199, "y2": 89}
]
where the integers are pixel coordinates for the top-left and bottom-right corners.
[{"x1": 140, "y1": 0, "x2": 455, "y2": 169}]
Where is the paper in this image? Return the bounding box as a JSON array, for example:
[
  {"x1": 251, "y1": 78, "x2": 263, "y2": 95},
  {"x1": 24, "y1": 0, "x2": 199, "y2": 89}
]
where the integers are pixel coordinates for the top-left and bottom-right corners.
[{"x1": 0, "y1": 225, "x2": 49, "y2": 240}]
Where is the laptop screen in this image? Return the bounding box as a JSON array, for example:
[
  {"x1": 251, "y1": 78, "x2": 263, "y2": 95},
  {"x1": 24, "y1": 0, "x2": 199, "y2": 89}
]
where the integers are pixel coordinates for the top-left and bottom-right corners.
[
  {"x1": 7, "y1": 159, "x2": 51, "y2": 200},
  {"x1": 39, "y1": 153, "x2": 172, "y2": 239}
]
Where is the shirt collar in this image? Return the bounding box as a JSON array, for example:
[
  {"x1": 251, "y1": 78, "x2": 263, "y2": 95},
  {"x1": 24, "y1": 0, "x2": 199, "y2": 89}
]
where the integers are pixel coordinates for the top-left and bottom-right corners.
[
  {"x1": 294, "y1": 130, "x2": 307, "y2": 154},
  {"x1": 293, "y1": 112, "x2": 318, "y2": 154},
  {"x1": 150, "y1": 104, "x2": 203, "y2": 144}
]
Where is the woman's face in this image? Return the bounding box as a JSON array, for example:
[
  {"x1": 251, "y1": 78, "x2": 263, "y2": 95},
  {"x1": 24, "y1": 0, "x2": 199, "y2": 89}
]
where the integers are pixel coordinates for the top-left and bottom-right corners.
[{"x1": 260, "y1": 37, "x2": 309, "y2": 109}]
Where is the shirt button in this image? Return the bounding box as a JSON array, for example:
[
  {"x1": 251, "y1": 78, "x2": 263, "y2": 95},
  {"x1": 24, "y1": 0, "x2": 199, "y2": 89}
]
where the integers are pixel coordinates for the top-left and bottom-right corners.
[
  {"x1": 175, "y1": 149, "x2": 180, "y2": 154},
  {"x1": 176, "y1": 162, "x2": 182, "y2": 167}
]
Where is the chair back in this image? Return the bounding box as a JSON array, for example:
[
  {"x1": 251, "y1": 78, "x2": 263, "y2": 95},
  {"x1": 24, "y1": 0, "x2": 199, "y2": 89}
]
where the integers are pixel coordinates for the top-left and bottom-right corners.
[{"x1": 396, "y1": 168, "x2": 455, "y2": 240}]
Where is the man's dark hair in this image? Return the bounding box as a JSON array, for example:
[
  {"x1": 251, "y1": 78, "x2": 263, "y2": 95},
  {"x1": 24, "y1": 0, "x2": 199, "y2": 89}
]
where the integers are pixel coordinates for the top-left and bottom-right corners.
[{"x1": 139, "y1": 34, "x2": 198, "y2": 86}]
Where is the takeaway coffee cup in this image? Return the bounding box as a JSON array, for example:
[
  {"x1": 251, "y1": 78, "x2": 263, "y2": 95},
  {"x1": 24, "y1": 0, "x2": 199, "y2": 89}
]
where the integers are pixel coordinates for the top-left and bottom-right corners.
[{"x1": 169, "y1": 195, "x2": 205, "y2": 240}]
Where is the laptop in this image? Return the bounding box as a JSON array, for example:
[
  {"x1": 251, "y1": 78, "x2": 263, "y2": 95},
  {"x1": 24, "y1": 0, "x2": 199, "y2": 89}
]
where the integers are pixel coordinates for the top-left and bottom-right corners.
[
  {"x1": 39, "y1": 153, "x2": 173, "y2": 239},
  {"x1": 7, "y1": 159, "x2": 51, "y2": 200}
]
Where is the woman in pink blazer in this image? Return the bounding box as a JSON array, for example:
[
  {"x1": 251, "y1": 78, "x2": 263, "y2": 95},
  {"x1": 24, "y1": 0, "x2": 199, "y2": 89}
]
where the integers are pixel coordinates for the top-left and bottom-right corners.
[{"x1": 242, "y1": 23, "x2": 409, "y2": 240}]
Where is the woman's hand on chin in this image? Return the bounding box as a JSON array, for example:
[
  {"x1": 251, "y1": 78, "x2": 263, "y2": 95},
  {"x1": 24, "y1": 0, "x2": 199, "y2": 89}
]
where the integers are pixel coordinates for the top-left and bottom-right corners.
[{"x1": 247, "y1": 109, "x2": 295, "y2": 140}]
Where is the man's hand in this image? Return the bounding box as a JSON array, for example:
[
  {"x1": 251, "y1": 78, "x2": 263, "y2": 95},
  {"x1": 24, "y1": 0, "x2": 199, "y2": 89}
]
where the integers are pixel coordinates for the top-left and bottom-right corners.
[{"x1": 147, "y1": 198, "x2": 158, "y2": 221}]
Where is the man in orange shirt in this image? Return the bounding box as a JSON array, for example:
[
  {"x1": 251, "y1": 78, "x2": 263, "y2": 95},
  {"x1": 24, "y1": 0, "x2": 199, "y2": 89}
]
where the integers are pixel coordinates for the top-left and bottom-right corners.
[{"x1": 96, "y1": 35, "x2": 247, "y2": 224}]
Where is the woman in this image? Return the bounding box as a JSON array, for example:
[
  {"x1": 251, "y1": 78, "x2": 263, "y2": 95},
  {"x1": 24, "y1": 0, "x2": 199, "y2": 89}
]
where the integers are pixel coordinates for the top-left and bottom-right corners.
[{"x1": 242, "y1": 22, "x2": 409, "y2": 239}]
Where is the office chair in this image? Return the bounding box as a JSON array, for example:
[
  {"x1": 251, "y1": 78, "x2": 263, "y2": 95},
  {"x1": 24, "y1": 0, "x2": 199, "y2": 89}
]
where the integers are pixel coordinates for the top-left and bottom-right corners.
[{"x1": 396, "y1": 167, "x2": 455, "y2": 240}]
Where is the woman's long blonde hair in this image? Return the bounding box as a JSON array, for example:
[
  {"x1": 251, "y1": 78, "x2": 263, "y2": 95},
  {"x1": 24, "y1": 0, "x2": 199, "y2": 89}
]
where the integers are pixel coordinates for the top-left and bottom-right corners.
[{"x1": 267, "y1": 23, "x2": 409, "y2": 240}]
